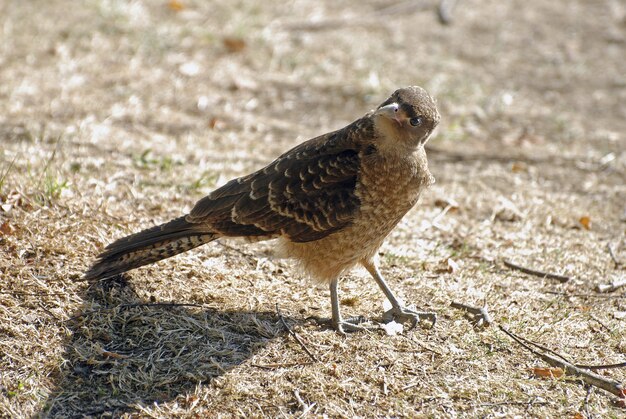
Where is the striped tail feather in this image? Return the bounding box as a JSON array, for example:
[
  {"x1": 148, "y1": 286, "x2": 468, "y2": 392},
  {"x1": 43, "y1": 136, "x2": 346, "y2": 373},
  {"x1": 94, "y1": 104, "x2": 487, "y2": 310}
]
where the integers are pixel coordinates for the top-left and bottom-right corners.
[{"x1": 84, "y1": 216, "x2": 217, "y2": 280}]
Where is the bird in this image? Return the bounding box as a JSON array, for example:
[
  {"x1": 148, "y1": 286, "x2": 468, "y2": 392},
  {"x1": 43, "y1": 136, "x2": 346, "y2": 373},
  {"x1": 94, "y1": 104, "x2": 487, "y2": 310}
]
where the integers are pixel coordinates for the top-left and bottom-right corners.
[{"x1": 84, "y1": 86, "x2": 441, "y2": 334}]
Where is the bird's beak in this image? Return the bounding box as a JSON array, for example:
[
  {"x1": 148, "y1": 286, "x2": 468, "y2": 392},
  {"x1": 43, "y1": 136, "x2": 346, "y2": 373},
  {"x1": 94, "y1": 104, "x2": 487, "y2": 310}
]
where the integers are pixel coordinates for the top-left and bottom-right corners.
[{"x1": 375, "y1": 103, "x2": 400, "y2": 123}]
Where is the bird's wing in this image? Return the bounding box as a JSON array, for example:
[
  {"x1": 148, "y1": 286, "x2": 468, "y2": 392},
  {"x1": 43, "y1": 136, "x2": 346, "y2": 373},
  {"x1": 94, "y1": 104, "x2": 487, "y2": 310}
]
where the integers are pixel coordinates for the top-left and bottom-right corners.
[{"x1": 188, "y1": 125, "x2": 365, "y2": 243}]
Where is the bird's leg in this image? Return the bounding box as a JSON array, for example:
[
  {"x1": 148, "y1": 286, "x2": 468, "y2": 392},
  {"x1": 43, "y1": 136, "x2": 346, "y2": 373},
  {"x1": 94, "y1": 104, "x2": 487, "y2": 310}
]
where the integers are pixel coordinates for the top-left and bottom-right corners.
[
  {"x1": 329, "y1": 278, "x2": 372, "y2": 335},
  {"x1": 362, "y1": 259, "x2": 436, "y2": 329}
]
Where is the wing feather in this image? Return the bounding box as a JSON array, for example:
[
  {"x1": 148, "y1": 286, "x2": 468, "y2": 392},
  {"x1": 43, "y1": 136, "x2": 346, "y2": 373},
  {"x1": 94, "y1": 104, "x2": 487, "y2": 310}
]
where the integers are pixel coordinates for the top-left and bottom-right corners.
[{"x1": 188, "y1": 119, "x2": 371, "y2": 242}]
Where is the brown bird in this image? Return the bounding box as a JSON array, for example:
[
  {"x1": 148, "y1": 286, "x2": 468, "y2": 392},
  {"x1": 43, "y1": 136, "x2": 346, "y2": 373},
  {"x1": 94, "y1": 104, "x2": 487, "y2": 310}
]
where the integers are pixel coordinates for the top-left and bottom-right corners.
[{"x1": 85, "y1": 86, "x2": 440, "y2": 334}]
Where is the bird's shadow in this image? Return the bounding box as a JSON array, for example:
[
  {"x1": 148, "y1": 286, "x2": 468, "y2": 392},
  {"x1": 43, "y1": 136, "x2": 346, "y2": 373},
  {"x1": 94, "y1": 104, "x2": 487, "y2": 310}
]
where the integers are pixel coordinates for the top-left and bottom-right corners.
[{"x1": 43, "y1": 275, "x2": 290, "y2": 417}]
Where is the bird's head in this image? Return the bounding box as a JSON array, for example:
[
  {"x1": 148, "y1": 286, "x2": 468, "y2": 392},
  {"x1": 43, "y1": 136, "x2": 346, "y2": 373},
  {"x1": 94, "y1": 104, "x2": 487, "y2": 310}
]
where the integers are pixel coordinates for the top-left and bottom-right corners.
[{"x1": 372, "y1": 86, "x2": 440, "y2": 150}]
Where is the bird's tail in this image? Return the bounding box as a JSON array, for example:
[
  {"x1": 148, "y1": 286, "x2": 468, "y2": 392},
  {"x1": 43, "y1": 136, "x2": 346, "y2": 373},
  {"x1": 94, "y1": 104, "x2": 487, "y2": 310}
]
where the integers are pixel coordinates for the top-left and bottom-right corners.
[{"x1": 83, "y1": 216, "x2": 217, "y2": 280}]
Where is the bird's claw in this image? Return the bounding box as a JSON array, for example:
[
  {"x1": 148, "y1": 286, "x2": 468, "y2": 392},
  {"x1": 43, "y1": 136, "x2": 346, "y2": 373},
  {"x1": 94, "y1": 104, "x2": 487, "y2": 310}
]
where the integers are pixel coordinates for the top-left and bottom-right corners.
[
  {"x1": 309, "y1": 315, "x2": 375, "y2": 335},
  {"x1": 383, "y1": 306, "x2": 437, "y2": 329},
  {"x1": 334, "y1": 319, "x2": 373, "y2": 336}
]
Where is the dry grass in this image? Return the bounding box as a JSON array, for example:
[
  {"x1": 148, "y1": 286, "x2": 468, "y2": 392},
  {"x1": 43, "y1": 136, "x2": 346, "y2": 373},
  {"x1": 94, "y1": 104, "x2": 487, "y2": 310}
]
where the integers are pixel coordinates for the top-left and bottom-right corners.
[{"x1": 1, "y1": 0, "x2": 625, "y2": 417}]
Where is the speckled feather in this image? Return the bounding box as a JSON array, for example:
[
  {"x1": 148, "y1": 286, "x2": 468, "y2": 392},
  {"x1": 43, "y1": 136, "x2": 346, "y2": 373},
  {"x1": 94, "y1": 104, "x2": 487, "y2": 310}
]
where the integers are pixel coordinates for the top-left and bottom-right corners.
[{"x1": 188, "y1": 120, "x2": 370, "y2": 242}]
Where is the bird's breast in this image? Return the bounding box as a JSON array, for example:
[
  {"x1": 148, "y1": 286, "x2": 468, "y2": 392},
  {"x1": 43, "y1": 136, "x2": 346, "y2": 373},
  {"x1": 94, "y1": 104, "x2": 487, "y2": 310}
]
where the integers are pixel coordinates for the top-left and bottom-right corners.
[
  {"x1": 356, "y1": 149, "x2": 432, "y2": 218},
  {"x1": 277, "y1": 148, "x2": 433, "y2": 283}
]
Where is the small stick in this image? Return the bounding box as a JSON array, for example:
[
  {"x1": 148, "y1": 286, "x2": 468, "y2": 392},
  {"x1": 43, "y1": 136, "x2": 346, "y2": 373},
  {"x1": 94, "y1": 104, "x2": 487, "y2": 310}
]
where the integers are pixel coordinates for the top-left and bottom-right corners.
[
  {"x1": 608, "y1": 243, "x2": 621, "y2": 268},
  {"x1": 118, "y1": 302, "x2": 205, "y2": 310},
  {"x1": 589, "y1": 314, "x2": 613, "y2": 334},
  {"x1": 450, "y1": 301, "x2": 493, "y2": 326},
  {"x1": 479, "y1": 400, "x2": 548, "y2": 408},
  {"x1": 0, "y1": 290, "x2": 69, "y2": 296},
  {"x1": 584, "y1": 385, "x2": 593, "y2": 418},
  {"x1": 574, "y1": 361, "x2": 626, "y2": 371},
  {"x1": 512, "y1": 331, "x2": 575, "y2": 365},
  {"x1": 438, "y1": 0, "x2": 458, "y2": 24},
  {"x1": 252, "y1": 362, "x2": 314, "y2": 370},
  {"x1": 377, "y1": 0, "x2": 431, "y2": 16},
  {"x1": 276, "y1": 304, "x2": 318, "y2": 363},
  {"x1": 545, "y1": 290, "x2": 626, "y2": 299},
  {"x1": 401, "y1": 336, "x2": 444, "y2": 356},
  {"x1": 503, "y1": 259, "x2": 571, "y2": 283},
  {"x1": 294, "y1": 389, "x2": 316, "y2": 418},
  {"x1": 38, "y1": 302, "x2": 61, "y2": 321},
  {"x1": 499, "y1": 326, "x2": 626, "y2": 399},
  {"x1": 596, "y1": 278, "x2": 626, "y2": 293},
  {"x1": 402, "y1": 381, "x2": 420, "y2": 391},
  {"x1": 506, "y1": 327, "x2": 626, "y2": 372}
]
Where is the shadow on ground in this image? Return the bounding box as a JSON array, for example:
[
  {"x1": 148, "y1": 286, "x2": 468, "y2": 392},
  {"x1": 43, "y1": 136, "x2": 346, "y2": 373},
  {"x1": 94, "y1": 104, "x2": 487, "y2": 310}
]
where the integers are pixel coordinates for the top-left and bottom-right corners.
[{"x1": 43, "y1": 276, "x2": 288, "y2": 416}]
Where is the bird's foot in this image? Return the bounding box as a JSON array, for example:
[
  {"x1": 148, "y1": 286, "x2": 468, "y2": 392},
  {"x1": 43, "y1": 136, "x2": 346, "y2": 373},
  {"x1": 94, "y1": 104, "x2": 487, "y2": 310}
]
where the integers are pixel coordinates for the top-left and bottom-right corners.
[
  {"x1": 383, "y1": 306, "x2": 437, "y2": 329},
  {"x1": 335, "y1": 316, "x2": 377, "y2": 336},
  {"x1": 309, "y1": 315, "x2": 375, "y2": 335}
]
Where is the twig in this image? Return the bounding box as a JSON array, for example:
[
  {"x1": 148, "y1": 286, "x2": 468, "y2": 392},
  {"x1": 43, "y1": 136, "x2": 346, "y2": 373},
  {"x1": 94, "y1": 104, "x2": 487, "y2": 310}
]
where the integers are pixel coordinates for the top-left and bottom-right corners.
[
  {"x1": 377, "y1": 0, "x2": 431, "y2": 16},
  {"x1": 506, "y1": 329, "x2": 575, "y2": 365},
  {"x1": 499, "y1": 326, "x2": 626, "y2": 399},
  {"x1": 402, "y1": 381, "x2": 420, "y2": 391},
  {"x1": 117, "y1": 302, "x2": 205, "y2": 310},
  {"x1": 608, "y1": 243, "x2": 621, "y2": 268},
  {"x1": 503, "y1": 259, "x2": 571, "y2": 283},
  {"x1": 252, "y1": 362, "x2": 314, "y2": 370},
  {"x1": 438, "y1": 0, "x2": 458, "y2": 24},
  {"x1": 401, "y1": 335, "x2": 444, "y2": 356},
  {"x1": 596, "y1": 278, "x2": 626, "y2": 293},
  {"x1": 278, "y1": 1, "x2": 433, "y2": 32},
  {"x1": 450, "y1": 301, "x2": 492, "y2": 326},
  {"x1": 584, "y1": 386, "x2": 593, "y2": 419},
  {"x1": 574, "y1": 361, "x2": 626, "y2": 371},
  {"x1": 545, "y1": 290, "x2": 626, "y2": 299},
  {"x1": 294, "y1": 389, "x2": 316, "y2": 418},
  {"x1": 505, "y1": 327, "x2": 626, "y2": 372},
  {"x1": 38, "y1": 303, "x2": 61, "y2": 321},
  {"x1": 479, "y1": 399, "x2": 548, "y2": 408},
  {"x1": 589, "y1": 314, "x2": 614, "y2": 334},
  {"x1": 0, "y1": 290, "x2": 69, "y2": 296},
  {"x1": 276, "y1": 304, "x2": 318, "y2": 363}
]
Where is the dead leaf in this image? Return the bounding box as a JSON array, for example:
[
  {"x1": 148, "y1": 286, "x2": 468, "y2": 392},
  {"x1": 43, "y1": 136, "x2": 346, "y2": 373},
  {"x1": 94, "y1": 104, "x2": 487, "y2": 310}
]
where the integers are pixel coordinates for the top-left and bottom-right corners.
[
  {"x1": 223, "y1": 37, "x2": 246, "y2": 53},
  {"x1": 434, "y1": 198, "x2": 459, "y2": 211},
  {"x1": 612, "y1": 398, "x2": 626, "y2": 408},
  {"x1": 447, "y1": 258, "x2": 460, "y2": 273},
  {"x1": 0, "y1": 221, "x2": 15, "y2": 236},
  {"x1": 531, "y1": 367, "x2": 564, "y2": 378},
  {"x1": 209, "y1": 118, "x2": 226, "y2": 130},
  {"x1": 167, "y1": 0, "x2": 185, "y2": 12},
  {"x1": 329, "y1": 363, "x2": 339, "y2": 377},
  {"x1": 571, "y1": 413, "x2": 584, "y2": 419},
  {"x1": 340, "y1": 296, "x2": 359, "y2": 307},
  {"x1": 579, "y1": 216, "x2": 591, "y2": 230},
  {"x1": 511, "y1": 161, "x2": 527, "y2": 173},
  {"x1": 434, "y1": 258, "x2": 461, "y2": 274}
]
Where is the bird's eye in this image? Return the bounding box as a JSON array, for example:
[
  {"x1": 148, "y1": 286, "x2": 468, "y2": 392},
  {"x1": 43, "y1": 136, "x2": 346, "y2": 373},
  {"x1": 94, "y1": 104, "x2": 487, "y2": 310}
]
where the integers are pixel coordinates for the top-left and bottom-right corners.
[{"x1": 409, "y1": 116, "x2": 423, "y2": 127}]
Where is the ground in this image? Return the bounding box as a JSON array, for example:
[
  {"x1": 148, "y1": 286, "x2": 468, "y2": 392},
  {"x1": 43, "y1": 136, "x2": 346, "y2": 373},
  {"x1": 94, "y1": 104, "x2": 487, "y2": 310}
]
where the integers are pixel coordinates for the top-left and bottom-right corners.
[{"x1": 1, "y1": 0, "x2": 625, "y2": 417}]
